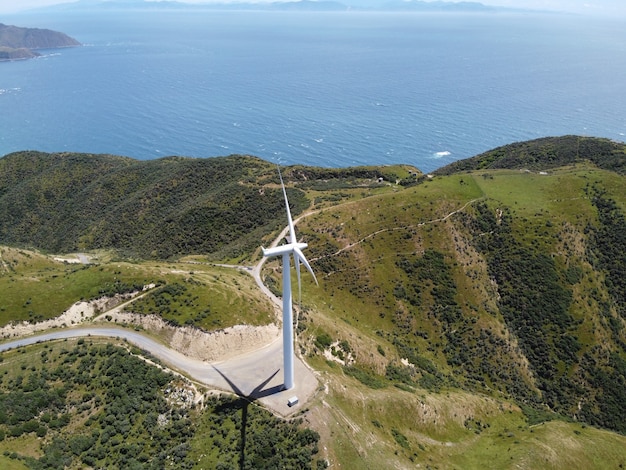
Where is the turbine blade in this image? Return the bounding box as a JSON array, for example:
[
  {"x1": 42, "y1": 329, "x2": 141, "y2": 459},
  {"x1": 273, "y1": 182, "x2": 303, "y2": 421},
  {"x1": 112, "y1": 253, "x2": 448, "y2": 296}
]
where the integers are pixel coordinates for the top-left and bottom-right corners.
[
  {"x1": 294, "y1": 246, "x2": 318, "y2": 286},
  {"x1": 279, "y1": 167, "x2": 297, "y2": 243},
  {"x1": 295, "y1": 254, "x2": 302, "y2": 307}
]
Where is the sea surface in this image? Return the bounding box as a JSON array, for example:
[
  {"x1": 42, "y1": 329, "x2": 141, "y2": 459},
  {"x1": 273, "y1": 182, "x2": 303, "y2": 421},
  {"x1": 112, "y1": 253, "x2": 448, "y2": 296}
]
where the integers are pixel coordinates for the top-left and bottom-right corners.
[{"x1": 1, "y1": 9, "x2": 625, "y2": 172}]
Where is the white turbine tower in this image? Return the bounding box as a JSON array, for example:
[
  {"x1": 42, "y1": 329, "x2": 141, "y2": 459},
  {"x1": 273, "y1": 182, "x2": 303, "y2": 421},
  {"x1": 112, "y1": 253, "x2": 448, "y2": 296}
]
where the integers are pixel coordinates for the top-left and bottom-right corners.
[{"x1": 262, "y1": 169, "x2": 317, "y2": 391}]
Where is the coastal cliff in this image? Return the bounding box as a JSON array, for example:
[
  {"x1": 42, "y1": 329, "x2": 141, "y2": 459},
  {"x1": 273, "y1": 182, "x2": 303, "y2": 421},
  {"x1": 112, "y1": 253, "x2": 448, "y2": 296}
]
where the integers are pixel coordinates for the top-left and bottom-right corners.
[{"x1": 0, "y1": 23, "x2": 80, "y2": 60}]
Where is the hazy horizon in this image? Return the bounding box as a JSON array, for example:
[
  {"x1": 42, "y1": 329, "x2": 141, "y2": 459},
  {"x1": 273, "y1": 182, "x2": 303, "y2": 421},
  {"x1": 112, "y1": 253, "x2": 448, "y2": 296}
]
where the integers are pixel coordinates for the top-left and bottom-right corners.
[{"x1": 1, "y1": 0, "x2": 625, "y2": 16}]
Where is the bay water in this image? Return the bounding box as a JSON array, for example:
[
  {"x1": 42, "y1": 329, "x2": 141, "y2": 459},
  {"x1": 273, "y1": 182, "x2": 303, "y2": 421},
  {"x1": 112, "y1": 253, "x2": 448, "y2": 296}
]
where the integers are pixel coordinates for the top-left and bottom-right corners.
[{"x1": 1, "y1": 9, "x2": 625, "y2": 172}]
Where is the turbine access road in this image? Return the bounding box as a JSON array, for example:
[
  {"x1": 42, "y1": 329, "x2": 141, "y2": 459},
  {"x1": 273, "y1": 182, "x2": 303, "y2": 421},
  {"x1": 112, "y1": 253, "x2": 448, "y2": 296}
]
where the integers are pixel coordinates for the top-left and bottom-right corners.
[
  {"x1": 0, "y1": 325, "x2": 319, "y2": 416},
  {"x1": 0, "y1": 214, "x2": 319, "y2": 417}
]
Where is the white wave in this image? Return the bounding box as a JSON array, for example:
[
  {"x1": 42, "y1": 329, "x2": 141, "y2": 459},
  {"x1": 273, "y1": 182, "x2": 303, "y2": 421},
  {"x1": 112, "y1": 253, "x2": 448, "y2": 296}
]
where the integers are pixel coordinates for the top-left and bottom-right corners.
[
  {"x1": 0, "y1": 87, "x2": 21, "y2": 95},
  {"x1": 37, "y1": 53, "x2": 62, "y2": 59},
  {"x1": 433, "y1": 151, "x2": 451, "y2": 158}
]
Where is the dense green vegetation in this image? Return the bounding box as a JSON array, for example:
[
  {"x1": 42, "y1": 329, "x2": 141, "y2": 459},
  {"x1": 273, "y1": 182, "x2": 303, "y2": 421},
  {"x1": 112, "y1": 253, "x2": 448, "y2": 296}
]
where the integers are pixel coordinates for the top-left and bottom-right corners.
[
  {"x1": 469, "y1": 203, "x2": 584, "y2": 408},
  {"x1": 2, "y1": 137, "x2": 626, "y2": 468},
  {"x1": 0, "y1": 340, "x2": 321, "y2": 469},
  {"x1": 0, "y1": 152, "x2": 304, "y2": 260},
  {"x1": 191, "y1": 397, "x2": 322, "y2": 469},
  {"x1": 435, "y1": 135, "x2": 626, "y2": 175},
  {"x1": 293, "y1": 137, "x2": 626, "y2": 442},
  {"x1": 0, "y1": 152, "x2": 407, "y2": 261},
  {"x1": 0, "y1": 340, "x2": 194, "y2": 468},
  {"x1": 588, "y1": 188, "x2": 626, "y2": 325}
]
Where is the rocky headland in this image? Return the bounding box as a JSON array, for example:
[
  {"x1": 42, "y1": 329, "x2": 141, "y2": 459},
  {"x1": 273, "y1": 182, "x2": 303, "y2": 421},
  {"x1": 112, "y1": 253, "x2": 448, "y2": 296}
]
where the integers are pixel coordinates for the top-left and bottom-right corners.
[{"x1": 0, "y1": 23, "x2": 81, "y2": 60}]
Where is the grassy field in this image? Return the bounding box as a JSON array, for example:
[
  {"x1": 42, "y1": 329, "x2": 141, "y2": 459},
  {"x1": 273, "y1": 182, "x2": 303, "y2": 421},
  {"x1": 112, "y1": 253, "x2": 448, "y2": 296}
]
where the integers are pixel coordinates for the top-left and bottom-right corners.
[
  {"x1": 0, "y1": 247, "x2": 274, "y2": 331},
  {"x1": 302, "y1": 364, "x2": 626, "y2": 469},
  {"x1": 0, "y1": 248, "x2": 148, "y2": 325},
  {"x1": 129, "y1": 263, "x2": 275, "y2": 329}
]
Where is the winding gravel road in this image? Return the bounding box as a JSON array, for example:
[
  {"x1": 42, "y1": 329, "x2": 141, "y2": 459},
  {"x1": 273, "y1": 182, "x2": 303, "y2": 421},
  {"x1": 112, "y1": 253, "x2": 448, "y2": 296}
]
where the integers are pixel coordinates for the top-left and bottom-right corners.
[
  {"x1": 25, "y1": 199, "x2": 477, "y2": 413},
  {"x1": 0, "y1": 214, "x2": 320, "y2": 416},
  {"x1": 0, "y1": 325, "x2": 318, "y2": 415}
]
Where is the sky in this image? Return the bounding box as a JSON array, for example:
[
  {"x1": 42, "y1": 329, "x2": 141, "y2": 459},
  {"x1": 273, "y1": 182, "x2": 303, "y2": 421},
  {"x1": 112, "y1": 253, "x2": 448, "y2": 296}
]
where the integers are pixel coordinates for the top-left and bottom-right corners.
[{"x1": 0, "y1": 0, "x2": 624, "y2": 16}]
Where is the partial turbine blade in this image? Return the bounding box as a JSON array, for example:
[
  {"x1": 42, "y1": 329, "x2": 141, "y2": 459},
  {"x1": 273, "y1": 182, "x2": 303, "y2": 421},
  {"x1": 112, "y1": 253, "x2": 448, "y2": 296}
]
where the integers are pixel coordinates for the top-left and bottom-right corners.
[
  {"x1": 294, "y1": 246, "x2": 318, "y2": 286},
  {"x1": 295, "y1": 254, "x2": 302, "y2": 308},
  {"x1": 279, "y1": 167, "x2": 297, "y2": 243}
]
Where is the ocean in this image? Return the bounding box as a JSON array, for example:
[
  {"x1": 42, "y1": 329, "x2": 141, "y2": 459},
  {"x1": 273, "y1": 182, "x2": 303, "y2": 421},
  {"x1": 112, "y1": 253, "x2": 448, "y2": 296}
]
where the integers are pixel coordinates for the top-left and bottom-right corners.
[{"x1": 1, "y1": 9, "x2": 625, "y2": 173}]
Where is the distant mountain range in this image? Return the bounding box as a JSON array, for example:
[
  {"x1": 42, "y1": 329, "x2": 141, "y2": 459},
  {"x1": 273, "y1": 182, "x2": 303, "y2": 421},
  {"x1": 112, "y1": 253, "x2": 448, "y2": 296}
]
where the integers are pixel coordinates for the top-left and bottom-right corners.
[
  {"x1": 33, "y1": 0, "x2": 506, "y2": 13},
  {"x1": 0, "y1": 23, "x2": 80, "y2": 61}
]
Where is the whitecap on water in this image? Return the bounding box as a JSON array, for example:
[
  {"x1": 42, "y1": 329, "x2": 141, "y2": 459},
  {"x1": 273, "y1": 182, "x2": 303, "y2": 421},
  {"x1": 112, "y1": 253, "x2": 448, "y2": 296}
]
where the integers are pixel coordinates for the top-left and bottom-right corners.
[
  {"x1": 0, "y1": 87, "x2": 21, "y2": 95},
  {"x1": 433, "y1": 151, "x2": 451, "y2": 158}
]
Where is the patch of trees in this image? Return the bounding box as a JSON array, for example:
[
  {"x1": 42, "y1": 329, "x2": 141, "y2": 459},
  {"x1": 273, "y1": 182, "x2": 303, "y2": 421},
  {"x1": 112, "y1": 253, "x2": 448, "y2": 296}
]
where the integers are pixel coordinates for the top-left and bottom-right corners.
[
  {"x1": 396, "y1": 249, "x2": 461, "y2": 323},
  {"x1": 0, "y1": 341, "x2": 324, "y2": 469},
  {"x1": 0, "y1": 375, "x2": 67, "y2": 439},
  {"x1": 435, "y1": 136, "x2": 626, "y2": 175},
  {"x1": 469, "y1": 201, "x2": 626, "y2": 432},
  {"x1": 392, "y1": 248, "x2": 531, "y2": 397},
  {"x1": 0, "y1": 341, "x2": 195, "y2": 469},
  {"x1": 471, "y1": 204, "x2": 581, "y2": 404},
  {"x1": 580, "y1": 352, "x2": 626, "y2": 433},
  {"x1": 198, "y1": 395, "x2": 322, "y2": 469},
  {"x1": 343, "y1": 365, "x2": 388, "y2": 389},
  {"x1": 588, "y1": 189, "x2": 626, "y2": 322},
  {"x1": 98, "y1": 278, "x2": 147, "y2": 297},
  {"x1": 131, "y1": 281, "x2": 213, "y2": 327},
  {"x1": 0, "y1": 152, "x2": 308, "y2": 260},
  {"x1": 284, "y1": 166, "x2": 393, "y2": 185}
]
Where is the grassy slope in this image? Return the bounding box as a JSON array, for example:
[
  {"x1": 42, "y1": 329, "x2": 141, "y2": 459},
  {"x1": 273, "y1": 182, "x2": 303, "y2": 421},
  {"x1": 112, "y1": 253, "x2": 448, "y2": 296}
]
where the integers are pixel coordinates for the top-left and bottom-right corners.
[
  {"x1": 2, "y1": 141, "x2": 626, "y2": 467},
  {"x1": 0, "y1": 247, "x2": 146, "y2": 325},
  {"x1": 302, "y1": 361, "x2": 626, "y2": 469},
  {"x1": 0, "y1": 246, "x2": 273, "y2": 330},
  {"x1": 128, "y1": 263, "x2": 274, "y2": 329},
  {"x1": 0, "y1": 151, "x2": 406, "y2": 262},
  {"x1": 291, "y1": 163, "x2": 626, "y2": 468}
]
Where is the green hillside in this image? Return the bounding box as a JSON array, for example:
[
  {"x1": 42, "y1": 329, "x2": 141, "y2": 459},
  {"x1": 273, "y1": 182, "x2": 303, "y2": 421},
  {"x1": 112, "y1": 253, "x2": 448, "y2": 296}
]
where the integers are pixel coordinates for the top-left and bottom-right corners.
[
  {"x1": 435, "y1": 135, "x2": 626, "y2": 174},
  {"x1": 1, "y1": 137, "x2": 626, "y2": 468},
  {"x1": 295, "y1": 162, "x2": 626, "y2": 433},
  {"x1": 0, "y1": 339, "x2": 322, "y2": 470},
  {"x1": 0, "y1": 151, "x2": 402, "y2": 261},
  {"x1": 0, "y1": 246, "x2": 274, "y2": 329}
]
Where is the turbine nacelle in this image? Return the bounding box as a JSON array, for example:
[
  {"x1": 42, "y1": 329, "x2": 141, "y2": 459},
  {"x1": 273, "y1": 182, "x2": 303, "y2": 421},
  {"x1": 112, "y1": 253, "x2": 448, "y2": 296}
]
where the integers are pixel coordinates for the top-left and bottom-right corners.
[
  {"x1": 262, "y1": 168, "x2": 318, "y2": 286},
  {"x1": 262, "y1": 242, "x2": 318, "y2": 287},
  {"x1": 261, "y1": 241, "x2": 308, "y2": 258}
]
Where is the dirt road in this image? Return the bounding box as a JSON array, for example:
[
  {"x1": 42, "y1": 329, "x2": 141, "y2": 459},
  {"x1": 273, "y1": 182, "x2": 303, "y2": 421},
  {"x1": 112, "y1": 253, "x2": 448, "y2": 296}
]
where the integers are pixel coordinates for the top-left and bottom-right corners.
[{"x1": 0, "y1": 325, "x2": 318, "y2": 416}]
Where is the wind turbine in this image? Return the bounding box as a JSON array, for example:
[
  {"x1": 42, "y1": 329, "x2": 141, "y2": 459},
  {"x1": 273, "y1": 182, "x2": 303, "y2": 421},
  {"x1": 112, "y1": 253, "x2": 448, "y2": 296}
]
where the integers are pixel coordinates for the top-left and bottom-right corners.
[{"x1": 262, "y1": 169, "x2": 317, "y2": 391}]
